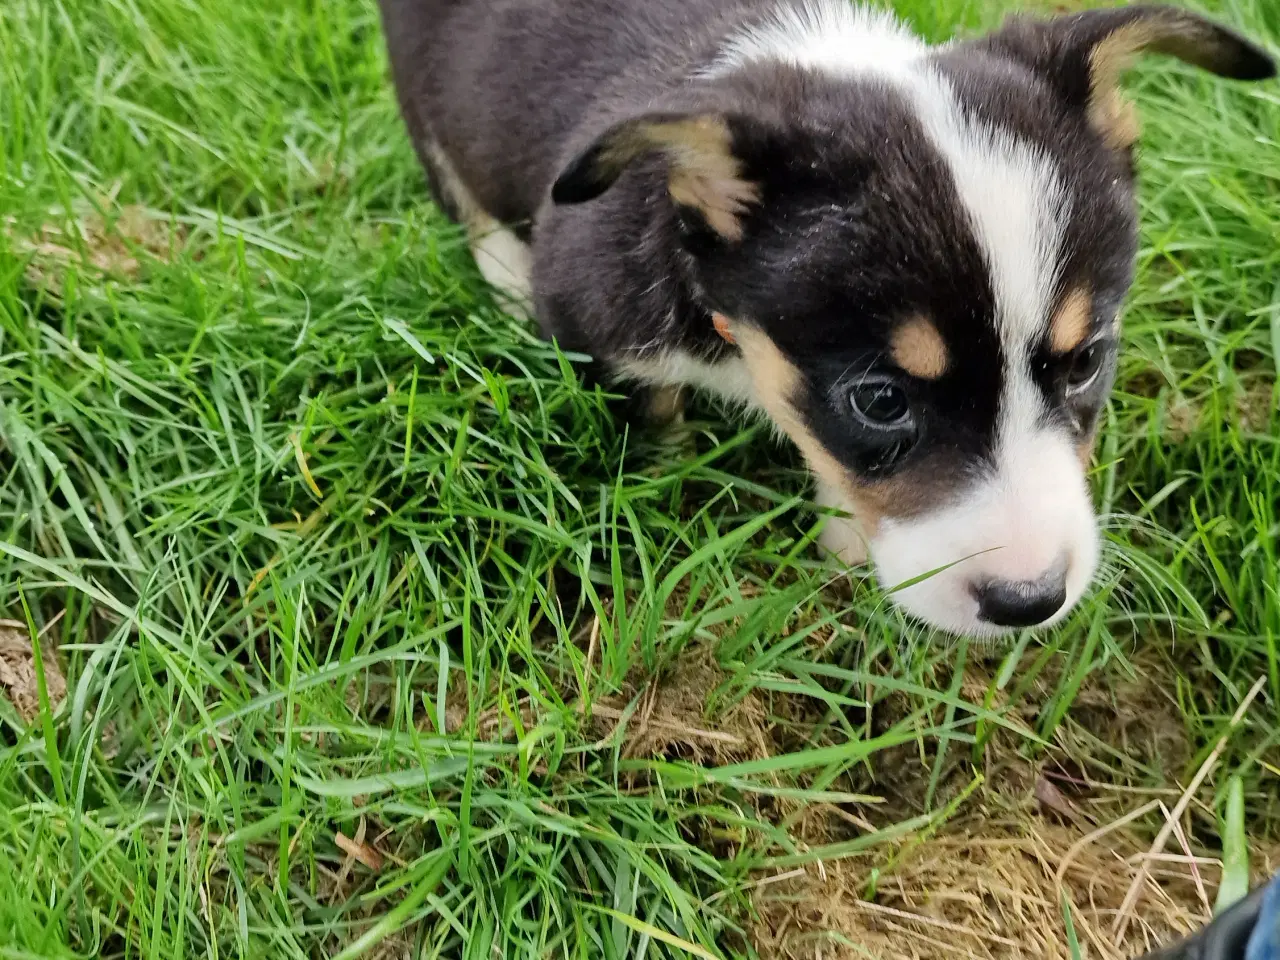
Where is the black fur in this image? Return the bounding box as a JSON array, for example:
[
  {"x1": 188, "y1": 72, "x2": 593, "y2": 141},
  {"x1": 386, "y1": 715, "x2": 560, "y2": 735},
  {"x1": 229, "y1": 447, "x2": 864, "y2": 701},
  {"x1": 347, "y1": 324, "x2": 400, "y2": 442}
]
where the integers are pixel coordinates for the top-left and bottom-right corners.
[{"x1": 377, "y1": 0, "x2": 1272, "y2": 490}]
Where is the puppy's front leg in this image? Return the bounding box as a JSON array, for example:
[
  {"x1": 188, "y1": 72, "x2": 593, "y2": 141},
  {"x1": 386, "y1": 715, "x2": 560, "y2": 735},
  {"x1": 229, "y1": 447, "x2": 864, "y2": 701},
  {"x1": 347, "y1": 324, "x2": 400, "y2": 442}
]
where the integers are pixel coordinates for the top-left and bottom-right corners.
[
  {"x1": 644, "y1": 383, "x2": 685, "y2": 430},
  {"x1": 813, "y1": 475, "x2": 870, "y2": 567}
]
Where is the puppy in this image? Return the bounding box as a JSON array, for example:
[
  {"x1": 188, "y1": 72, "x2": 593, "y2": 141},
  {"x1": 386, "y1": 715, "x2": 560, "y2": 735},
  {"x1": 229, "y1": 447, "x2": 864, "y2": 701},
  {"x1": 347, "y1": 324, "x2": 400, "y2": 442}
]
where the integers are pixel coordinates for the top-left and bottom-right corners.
[{"x1": 377, "y1": 0, "x2": 1273, "y2": 636}]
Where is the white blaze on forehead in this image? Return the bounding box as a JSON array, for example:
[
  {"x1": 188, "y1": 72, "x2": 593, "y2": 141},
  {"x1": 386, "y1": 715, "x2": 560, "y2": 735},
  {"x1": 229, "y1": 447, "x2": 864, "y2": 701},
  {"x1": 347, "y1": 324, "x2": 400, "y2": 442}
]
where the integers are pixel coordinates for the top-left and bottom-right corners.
[
  {"x1": 901, "y1": 80, "x2": 1071, "y2": 460},
  {"x1": 703, "y1": 3, "x2": 927, "y2": 80},
  {"x1": 902, "y1": 95, "x2": 1069, "y2": 356}
]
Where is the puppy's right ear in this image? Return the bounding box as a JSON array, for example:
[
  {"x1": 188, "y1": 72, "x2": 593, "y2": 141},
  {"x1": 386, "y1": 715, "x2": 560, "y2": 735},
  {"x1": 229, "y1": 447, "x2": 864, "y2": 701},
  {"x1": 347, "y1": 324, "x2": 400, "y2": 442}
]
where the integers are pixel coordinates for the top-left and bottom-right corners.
[
  {"x1": 981, "y1": 5, "x2": 1274, "y2": 150},
  {"x1": 551, "y1": 112, "x2": 760, "y2": 242}
]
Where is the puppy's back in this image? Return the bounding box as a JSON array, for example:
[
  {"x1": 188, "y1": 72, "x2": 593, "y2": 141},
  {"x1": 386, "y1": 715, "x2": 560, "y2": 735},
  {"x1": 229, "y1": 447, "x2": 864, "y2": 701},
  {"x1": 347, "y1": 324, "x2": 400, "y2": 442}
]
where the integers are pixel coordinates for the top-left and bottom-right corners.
[{"x1": 378, "y1": 0, "x2": 767, "y2": 227}]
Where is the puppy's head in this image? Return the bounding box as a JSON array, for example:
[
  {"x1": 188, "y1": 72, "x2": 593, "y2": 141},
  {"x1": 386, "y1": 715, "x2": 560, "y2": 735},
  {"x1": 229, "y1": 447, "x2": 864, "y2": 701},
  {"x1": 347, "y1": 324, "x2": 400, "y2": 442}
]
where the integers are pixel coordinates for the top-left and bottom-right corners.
[{"x1": 552, "y1": 4, "x2": 1274, "y2": 637}]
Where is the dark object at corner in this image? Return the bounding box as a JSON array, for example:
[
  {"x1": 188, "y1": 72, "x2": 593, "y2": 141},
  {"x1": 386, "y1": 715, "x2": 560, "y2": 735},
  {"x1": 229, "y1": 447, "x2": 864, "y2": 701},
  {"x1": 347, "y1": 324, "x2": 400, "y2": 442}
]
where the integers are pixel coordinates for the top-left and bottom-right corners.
[{"x1": 1141, "y1": 879, "x2": 1275, "y2": 960}]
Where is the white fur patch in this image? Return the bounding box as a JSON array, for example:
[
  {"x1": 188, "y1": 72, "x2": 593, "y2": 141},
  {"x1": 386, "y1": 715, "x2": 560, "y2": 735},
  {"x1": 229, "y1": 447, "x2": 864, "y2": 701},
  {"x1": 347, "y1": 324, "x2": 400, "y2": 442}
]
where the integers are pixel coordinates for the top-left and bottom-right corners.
[
  {"x1": 620, "y1": 350, "x2": 757, "y2": 408},
  {"x1": 703, "y1": 3, "x2": 925, "y2": 80},
  {"x1": 709, "y1": 1, "x2": 1098, "y2": 636},
  {"x1": 814, "y1": 475, "x2": 869, "y2": 565},
  {"x1": 423, "y1": 134, "x2": 534, "y2": 315},
  {"x1": 471, "y1": 219, "x2": 533, "y2": 315}
]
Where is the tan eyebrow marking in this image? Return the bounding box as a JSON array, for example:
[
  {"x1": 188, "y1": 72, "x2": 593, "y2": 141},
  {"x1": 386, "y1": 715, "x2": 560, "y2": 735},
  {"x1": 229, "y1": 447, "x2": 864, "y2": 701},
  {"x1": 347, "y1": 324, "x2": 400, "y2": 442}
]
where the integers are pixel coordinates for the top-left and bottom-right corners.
[
  {"x1": 1050, "y1": 288, "x2": 1093, "y2": 354},
  {"x1": 889, "y1": 315, "x2": 949, "y2": 380}
]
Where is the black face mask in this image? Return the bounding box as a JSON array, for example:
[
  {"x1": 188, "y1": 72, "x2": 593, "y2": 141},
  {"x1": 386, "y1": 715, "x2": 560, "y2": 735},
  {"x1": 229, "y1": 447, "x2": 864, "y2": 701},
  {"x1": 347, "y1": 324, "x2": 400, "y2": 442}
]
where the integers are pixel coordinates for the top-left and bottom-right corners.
[{"x1": 1141, "y1": 875, "x2": 1279, "y2": 960}]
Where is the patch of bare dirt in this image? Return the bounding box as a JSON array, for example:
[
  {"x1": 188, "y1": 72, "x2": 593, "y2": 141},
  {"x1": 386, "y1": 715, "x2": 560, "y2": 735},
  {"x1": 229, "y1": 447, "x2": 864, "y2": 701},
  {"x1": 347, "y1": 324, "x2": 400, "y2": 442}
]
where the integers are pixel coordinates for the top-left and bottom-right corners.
[
  {"x1": 1166, "y1": 394, "x2": 1200, "y2": 442},
  {"x1": 1162, "y1": 381, "x2": 1276, "y2": 441},
  {"x1": 1236, "y1": 381, "x2": 1276, "y2": 433},
  {"x1": 4, "y1": 202, "x2": 182, "y2": 294},
  {"x1": 590, "y1": 646, "x2": 773, "y2": 765},
  {"x1": 0, "y1": 620, "x2": 65, "y2": 723}
]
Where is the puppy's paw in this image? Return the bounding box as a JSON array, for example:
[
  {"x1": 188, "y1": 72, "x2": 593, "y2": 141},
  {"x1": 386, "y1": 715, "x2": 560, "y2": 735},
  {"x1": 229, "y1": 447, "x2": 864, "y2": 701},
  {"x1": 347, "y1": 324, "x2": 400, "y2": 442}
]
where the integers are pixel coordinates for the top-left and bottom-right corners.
[
  {"x1": 818, "y1": 514, "x2": 870, "y2": 567},
  {"x1": 646, "y1": 384, "x2": 696, "y2": 452},
  {"x1": 813, "y1": 477, "x2": 870, "y2": 567},
  {"x1": 645, "y1": 384, "x2": 684, "y2": 426}
]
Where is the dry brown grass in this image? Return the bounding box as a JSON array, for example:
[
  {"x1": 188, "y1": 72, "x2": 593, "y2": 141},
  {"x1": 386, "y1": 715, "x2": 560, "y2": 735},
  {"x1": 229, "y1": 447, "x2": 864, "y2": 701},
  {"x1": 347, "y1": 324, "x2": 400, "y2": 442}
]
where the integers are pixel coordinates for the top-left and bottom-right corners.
[
  {"x1": 4, "y1": 201, "x2": 181, "y2": 294},
  {"x1": 749, "y1": 808, "x2": 1279, "y2": 960},
  {"x1": 0, "y1": 620, "x2": 65, "y2": 724},
  {"x1": 564, "y1": 639, "x2": 1277, "y2": 960},
  {"x1": 745, "y1": 654, "x2": 1275, "y2": 960},
  {"x1": 591, "y1": 645, "x2": 773, "y2": 764}
]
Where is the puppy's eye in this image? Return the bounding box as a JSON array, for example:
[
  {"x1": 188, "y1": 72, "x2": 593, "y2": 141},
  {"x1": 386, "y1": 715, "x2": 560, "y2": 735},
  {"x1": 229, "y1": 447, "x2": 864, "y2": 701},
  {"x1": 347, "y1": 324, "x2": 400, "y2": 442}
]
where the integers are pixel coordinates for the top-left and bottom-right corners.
[
  {"x1": 849, "y1": 379, "x2": 910, "y2": 427},
  {"x1": 1067, "y1": 342, "x2": 1105, "y2": 392}
]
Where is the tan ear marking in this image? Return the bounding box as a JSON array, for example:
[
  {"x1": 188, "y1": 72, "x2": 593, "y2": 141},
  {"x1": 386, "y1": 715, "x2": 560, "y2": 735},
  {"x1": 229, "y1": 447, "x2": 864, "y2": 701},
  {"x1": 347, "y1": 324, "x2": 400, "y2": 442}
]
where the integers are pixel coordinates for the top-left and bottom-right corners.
[
  {"x1": 890, "y1": 315, "x2": 949, "y2": 380},
  {"x1": 641, "y1": 117, "x2": 760, "y2": 241},
  {"x1": 1087, "y1": 86, "x2": 1142, "y2": 151},
  {"x1": 1050, "y1": 287, "x2": 1093, "y2": 354},
  {"x1": 1087, "y1": 24, "x2": 1156, "y2": 149}
]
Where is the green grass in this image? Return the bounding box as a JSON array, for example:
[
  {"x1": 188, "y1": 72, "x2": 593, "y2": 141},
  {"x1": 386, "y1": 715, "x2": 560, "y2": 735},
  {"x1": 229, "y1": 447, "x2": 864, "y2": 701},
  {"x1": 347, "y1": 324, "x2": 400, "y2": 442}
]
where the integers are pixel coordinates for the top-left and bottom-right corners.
[{"x1": 0, "y1": 0, "x2": 1278, "y2": 957}]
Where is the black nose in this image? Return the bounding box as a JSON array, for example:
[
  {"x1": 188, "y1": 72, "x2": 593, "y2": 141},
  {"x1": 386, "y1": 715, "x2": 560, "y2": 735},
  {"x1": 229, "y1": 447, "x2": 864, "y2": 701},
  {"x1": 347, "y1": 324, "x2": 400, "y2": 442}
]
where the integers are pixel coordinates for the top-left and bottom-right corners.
[{"x1": 973, "y1": 562, "x2": 1069, "y2": 629}]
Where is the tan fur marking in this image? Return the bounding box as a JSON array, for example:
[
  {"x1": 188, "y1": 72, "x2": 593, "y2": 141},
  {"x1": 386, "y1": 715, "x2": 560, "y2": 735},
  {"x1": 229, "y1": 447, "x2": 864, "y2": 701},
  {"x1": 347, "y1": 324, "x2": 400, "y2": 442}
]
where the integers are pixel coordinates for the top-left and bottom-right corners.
[
  {"x1": 1050, "y1": 288, "x2": 1093, "y2": 354},
  {"x1": 1090, "y1": 90, "x2": 1141, "y2": 151},
  {"x1": 712, "y1": 312, "x2": 737, "y2": 344},
  {"x1": 735, "y1": 326, "x2": 880, "y2": 536},
  {"x1": 1087, "y1": 23, "x2": 1161, "y2": 149},
  {"x1": 890, "y1": 316, "x2": 949, "y2": 380},
  {"x1": 642, "y1": 118, "x2": 760, "y2": 241},
  {"x1": 1076, "y1": 439, "x2": 1095, "y2": 469}
]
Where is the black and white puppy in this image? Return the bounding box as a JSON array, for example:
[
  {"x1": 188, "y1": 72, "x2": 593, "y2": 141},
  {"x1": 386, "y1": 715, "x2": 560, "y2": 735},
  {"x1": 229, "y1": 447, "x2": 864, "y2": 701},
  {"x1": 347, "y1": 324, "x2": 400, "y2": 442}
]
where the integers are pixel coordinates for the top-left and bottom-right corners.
[{"x1": 377, "y1": 0, "x2": 1274, "y2": 636}]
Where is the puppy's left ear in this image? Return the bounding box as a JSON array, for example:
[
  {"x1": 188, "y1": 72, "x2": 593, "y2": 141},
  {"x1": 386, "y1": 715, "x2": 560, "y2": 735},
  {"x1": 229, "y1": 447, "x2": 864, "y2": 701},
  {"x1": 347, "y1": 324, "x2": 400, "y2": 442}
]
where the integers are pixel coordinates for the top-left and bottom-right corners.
[
  {"x1": 551, "y1": 112, "x2": 760, "y2": 242},
  {"x1": 981, "y1": 5, "x2": 1275, "y2": 149}
]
